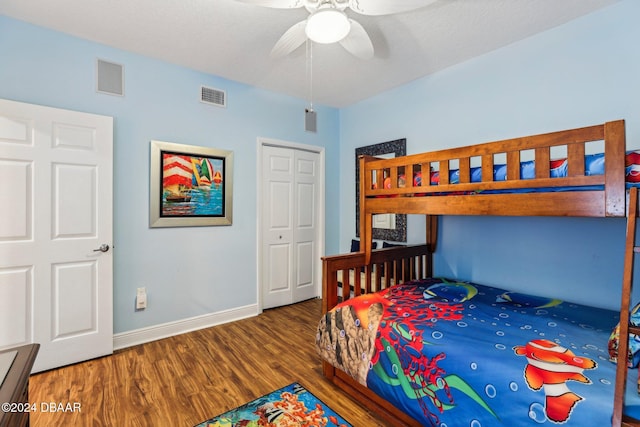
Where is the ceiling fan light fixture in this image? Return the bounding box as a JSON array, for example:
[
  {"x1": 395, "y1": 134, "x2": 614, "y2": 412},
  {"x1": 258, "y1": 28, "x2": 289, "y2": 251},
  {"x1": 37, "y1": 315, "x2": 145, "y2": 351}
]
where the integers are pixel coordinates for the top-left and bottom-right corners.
[{"x1": 305, "y1": 8, "x2": 351, "y2": 44}]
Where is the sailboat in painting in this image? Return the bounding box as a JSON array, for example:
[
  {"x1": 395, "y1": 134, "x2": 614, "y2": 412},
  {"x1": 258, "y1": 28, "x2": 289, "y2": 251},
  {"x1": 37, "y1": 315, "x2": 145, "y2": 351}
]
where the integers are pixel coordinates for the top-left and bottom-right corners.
[
  {"x1": 163, "y1": 154, "x2": 193, "y2": 202},
  {"x1": 213, "y1": 169, "x2": 222, "y2": 188},
  {"x1": 194, "y1": 157, "x2": 213, "y2": 188},
  {"x1": 192, "y1": 157, "x2": 223, "y2": 189}
]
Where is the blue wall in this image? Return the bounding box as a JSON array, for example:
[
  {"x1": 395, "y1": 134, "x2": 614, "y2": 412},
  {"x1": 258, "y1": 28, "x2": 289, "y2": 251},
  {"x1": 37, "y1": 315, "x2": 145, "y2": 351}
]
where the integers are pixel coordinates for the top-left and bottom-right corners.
[
  {"x1": 0, "y1": 16, "x2": 341, "y2": 333},
  {"x1": 339, "y1": 0, "x2": 640, "y2": 310}
]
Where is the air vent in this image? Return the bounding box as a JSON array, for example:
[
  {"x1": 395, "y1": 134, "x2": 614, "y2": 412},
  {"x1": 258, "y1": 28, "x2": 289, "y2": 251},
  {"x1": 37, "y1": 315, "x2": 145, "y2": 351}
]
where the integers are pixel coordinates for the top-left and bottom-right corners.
[
  {"x1": 200, "y1": 85, "x2": 226, "y2": 108},
  {"x1": 96, "y1": 59, "x2": 124, "y2": 96}
]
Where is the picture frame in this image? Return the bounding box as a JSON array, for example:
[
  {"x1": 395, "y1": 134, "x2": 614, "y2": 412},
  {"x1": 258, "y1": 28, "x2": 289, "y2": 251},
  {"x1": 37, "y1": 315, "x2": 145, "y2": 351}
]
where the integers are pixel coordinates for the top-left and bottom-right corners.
[
  {"x1": 150, "y1": 140, "x2": 233, "y2": 227},
  {"x1": 355, "y1": 138, "x2": 407, "y2": 242}
]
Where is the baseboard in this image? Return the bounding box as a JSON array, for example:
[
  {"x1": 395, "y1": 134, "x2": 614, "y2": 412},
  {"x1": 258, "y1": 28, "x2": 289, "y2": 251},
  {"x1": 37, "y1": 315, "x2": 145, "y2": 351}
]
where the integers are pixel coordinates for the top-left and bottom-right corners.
[{"x1": 113, "y1": 303, "x2": 259, "y2": 350}]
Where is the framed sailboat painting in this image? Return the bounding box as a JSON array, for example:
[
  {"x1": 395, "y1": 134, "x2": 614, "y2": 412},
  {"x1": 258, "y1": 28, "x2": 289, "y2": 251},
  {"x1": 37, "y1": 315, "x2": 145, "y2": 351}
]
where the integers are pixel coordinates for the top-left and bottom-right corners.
[{"x1": 150, "y1": 140, "x2": 233, "y2": 227}]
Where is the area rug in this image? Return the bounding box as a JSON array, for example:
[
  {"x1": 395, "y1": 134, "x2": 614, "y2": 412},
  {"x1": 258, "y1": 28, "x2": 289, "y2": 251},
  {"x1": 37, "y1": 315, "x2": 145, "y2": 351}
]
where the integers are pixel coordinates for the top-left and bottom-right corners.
[{"x1": 195, "y1": 382, "x2": 352, "y2": 427}]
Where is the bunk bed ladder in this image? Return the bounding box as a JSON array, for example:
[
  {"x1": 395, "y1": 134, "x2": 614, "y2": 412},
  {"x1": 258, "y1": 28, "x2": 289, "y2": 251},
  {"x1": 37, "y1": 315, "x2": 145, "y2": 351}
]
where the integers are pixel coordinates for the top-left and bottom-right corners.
[{"x1": 614, "y1": 186, "x2": 640, "y2": 427}]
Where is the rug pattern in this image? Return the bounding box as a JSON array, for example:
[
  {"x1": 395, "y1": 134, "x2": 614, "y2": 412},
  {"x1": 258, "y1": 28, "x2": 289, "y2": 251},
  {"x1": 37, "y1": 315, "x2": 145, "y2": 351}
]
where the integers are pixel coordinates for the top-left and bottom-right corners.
[{"x1": 195, "y1": 382, "x2": 352, "y2": 427}]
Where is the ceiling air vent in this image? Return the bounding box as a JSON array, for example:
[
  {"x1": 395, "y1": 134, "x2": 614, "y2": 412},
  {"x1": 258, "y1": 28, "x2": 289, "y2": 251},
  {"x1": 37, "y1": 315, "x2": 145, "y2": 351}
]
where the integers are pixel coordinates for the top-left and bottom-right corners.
[{"x1": 200, "y1": 85, "x2": 226, "y2": 108}]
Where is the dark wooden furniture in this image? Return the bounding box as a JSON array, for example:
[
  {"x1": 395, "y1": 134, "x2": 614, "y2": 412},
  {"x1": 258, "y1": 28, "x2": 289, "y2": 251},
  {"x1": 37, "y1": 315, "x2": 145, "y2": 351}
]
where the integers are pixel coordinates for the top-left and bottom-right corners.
[
  {"x1": 321, "y1": 120, "x2": 638, "y2": 426},
  {"x1": 0, "y1": 344, "x2": 39, "y2": 427}
]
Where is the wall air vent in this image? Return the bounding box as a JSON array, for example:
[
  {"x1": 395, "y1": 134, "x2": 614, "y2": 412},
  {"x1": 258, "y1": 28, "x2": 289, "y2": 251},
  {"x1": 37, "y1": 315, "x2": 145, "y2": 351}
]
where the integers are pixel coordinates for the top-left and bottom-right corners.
[
  {"x1": 200, "y1": 86, "x2": 226, "y2": 108},
  {"x1": 96, "y1": 59, "x2": 124, "y2": 96}
]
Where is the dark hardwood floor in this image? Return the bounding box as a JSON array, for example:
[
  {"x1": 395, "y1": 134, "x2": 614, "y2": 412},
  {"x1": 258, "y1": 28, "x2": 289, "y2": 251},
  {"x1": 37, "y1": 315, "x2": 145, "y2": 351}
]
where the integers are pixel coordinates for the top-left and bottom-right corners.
[{"x1": 29, "y1": 298, "x2": 390, "y2": 426}]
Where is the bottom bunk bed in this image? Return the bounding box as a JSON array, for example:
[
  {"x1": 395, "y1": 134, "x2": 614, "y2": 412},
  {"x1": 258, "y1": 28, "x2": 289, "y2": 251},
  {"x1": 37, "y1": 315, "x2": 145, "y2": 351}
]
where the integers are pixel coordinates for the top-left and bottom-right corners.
[
  {"x1": 316, "y1": 121, "x2": 640, "y2": 426},
  {"x1": 318, "y1": 242, "x2": 640, "y2": 426},
  {"x1": 318, "y1": 261, "x2": 640, "y2": 426}
]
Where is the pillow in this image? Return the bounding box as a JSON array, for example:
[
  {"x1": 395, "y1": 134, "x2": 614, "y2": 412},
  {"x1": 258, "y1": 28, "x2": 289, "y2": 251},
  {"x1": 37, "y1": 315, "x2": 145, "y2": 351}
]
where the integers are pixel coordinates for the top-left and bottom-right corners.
[
  {"x1": 549, "y1": 158, "x2": 568, "y2": 178},
  {"x1": 413, "y1": 171, "x2": 422, "y2": 187},
  {"x1": 350, "y1": 239, "x2": 378, "y2": 252},
  {"x1": 608, "y1": 301, "x2": 640, "y2": 368},
  {"x1": 520, "y1": 160, "x2": 535, "y2": 179},
  {"x1": 626, "y1": 151, "x2": 640, "y2": 183},
  {"x1": 382, "y1": 241, "x2": 405, "y2": 249},
  {"x1": 585, "y1": 153, "x2": 605, "y2": 176}
]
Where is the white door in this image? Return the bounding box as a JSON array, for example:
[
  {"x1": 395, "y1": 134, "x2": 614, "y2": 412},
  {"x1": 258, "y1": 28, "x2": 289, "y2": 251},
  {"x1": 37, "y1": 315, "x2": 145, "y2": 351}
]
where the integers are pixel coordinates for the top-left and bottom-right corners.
[
  {"x1": 261, "y1": 145, "x2": 320, "y2": 309},
  {"x1": 292, "y1": 149, "x2": 319, "y2": 303},
  {"x1": 0, "y1": 98, "x2": 113, "y2": 372}
]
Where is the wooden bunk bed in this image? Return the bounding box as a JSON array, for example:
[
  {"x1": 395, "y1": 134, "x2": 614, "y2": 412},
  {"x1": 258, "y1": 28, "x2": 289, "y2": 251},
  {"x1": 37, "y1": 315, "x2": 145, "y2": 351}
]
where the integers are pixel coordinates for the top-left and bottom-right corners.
[{"x1": 319, "y1": 120, "x2": 639, "y2": 426}]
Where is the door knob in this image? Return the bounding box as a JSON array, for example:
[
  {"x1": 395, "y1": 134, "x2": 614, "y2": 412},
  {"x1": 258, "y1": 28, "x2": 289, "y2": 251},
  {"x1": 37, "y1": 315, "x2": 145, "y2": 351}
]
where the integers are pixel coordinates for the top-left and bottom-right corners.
[{"x1": 93, "y1": 244, "x2": 110, "y2": 252}]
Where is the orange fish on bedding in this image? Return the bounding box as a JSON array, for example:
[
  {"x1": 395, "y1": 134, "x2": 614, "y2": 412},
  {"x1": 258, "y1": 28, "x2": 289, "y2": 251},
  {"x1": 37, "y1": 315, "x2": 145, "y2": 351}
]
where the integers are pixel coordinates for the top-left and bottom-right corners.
[{"x1": 513, "y1": 339, "x2": 597, "y2": 423}]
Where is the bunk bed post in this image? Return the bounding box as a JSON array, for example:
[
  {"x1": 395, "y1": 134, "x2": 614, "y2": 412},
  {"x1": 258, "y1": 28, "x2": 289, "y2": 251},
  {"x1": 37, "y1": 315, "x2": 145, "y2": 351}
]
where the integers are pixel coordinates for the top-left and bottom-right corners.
[
  {"x1": 604, "y1": 120, "x2": 626, "y2": 217},
  {"x1": 359, "y1": 155, "x2": 373, "y2": 265},
  {"x1": 321, "y1": 257, "x2": 336, "y2": 314},
  {"x1": 613, "y1": 186, "x2": 638, "y2": 427},
  {"x1": 426, "y1": 214, "x2": 437, "y2": 277}
]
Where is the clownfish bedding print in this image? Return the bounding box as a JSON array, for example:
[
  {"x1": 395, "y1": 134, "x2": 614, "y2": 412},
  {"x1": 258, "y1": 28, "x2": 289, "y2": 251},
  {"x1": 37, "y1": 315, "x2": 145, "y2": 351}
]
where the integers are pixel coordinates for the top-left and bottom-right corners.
[
  {"x1": 316, "y1": 278, "x2": 640, "y2": 426},
  {"x1": 513, "y1": 339, "x2": 597, "y2": 423}
]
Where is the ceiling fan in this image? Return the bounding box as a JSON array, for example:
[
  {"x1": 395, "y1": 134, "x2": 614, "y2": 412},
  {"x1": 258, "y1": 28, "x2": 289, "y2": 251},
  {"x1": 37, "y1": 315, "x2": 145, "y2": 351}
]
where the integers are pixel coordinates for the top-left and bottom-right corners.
[{"x1": 236, "y1": 0, "x2": 437, "y2": 60}]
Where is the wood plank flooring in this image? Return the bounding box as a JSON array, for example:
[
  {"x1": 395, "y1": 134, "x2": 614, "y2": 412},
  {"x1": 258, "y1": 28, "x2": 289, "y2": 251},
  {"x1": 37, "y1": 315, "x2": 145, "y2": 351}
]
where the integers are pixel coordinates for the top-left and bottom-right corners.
[{"x1": 29, "y1": 298, "x2": 391, "y2": 426}]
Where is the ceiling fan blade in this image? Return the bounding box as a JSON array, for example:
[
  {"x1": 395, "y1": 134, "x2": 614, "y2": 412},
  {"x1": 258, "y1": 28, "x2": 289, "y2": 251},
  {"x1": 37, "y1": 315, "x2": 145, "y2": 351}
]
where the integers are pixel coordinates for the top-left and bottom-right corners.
[
  {"x1": 348, "y1": 0, "x2": 437, "y2": 16},
  {"x1": 270, "y1": 20, "x2": 308, "y2": 58},
  {"x1": 339, "y1": 19, "x2": 373, "y2": 60},
  {"x1": 235, "y1": 0, "x2": 304, "y2": 9}
]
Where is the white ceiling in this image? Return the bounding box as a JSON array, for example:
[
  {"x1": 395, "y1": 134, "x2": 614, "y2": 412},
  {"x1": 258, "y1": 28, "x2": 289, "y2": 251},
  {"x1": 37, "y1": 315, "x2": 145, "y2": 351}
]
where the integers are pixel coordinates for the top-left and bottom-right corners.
[{"x1": 0, "y1": 0, "x2": 619, "y2": 108}]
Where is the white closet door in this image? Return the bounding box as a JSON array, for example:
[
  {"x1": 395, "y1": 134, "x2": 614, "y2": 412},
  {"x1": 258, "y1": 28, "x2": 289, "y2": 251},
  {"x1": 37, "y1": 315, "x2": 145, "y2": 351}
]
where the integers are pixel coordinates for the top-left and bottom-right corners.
[
  {"x1": 261, "y1": 145, "x2": 320, "y2": 309},
  {"x1": 292, "y1": 149, "x2": 319, "y2": 303}
]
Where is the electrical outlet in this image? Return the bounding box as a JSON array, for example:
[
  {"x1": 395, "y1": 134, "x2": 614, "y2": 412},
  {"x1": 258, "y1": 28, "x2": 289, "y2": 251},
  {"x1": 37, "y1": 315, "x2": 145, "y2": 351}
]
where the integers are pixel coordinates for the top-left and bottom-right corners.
[{"x1": 136, "y1": 287, "x2": 147, "y2": 310}]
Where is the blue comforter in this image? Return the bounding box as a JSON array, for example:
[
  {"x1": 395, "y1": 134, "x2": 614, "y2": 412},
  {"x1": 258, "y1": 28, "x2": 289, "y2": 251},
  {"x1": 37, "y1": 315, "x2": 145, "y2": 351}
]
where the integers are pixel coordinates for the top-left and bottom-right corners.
[{"x1": 316, "y1": 278, "x2": 635, "y2": 426}]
